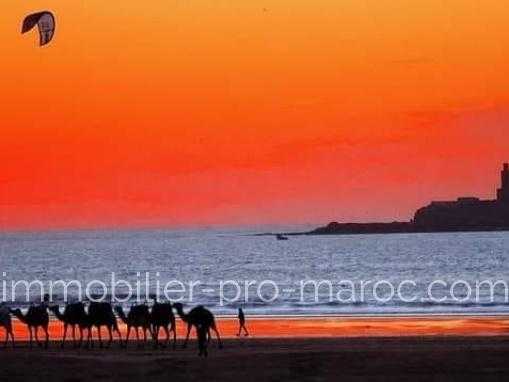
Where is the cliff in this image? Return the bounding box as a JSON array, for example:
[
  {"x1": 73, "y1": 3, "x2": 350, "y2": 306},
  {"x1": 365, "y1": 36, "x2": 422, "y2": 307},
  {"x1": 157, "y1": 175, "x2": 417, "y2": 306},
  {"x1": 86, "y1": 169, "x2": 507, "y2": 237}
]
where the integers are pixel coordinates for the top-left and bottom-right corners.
[{"x1": 305, "y1": 163, "x2": 509, "y2": 235}]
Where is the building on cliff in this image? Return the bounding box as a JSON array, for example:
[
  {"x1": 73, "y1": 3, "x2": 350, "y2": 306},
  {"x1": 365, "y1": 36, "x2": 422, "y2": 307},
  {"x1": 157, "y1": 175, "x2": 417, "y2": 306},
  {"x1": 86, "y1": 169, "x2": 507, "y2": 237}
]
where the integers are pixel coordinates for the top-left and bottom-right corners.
[
  {"x1": 498, "y1": 163, "x2": 509, "y2": 202},
  {"x1": 307, "y1": 163, "x2": 509, "y2": 235},
  {"x1": 413, "y1": 163, "x2": 509, "y2": 230}
]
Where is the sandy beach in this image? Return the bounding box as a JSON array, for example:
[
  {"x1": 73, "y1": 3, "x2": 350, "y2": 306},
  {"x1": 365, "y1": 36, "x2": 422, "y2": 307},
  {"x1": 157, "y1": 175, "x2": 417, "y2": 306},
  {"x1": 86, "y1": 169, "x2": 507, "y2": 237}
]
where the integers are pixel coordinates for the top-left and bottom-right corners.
[
  {"x1": 2, "y1": 316, "x2": 509, "y2": 381},
  {"x1": 2, "y1": 336, "x2": 509, "y2": 381},
  {"x1": 9, "y1": 314, "x2": 509, "y2": 340}
]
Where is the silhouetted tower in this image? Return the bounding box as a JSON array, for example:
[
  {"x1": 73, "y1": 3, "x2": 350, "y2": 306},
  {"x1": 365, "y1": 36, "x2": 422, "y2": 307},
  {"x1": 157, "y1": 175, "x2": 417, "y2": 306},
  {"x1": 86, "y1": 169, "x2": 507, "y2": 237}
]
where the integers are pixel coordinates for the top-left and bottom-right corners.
[{"x1": 497, "y1": 163, "x2": 509, "y2": 202}]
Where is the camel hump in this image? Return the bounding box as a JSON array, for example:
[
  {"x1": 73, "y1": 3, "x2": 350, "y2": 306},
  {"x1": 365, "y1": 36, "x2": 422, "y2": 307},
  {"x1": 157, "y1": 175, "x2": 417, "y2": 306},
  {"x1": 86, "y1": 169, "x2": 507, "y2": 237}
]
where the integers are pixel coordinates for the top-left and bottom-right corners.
[
  {"x1": 71, "y1": 302, "x2": 86, "y2": 314},
  {"x1": 190, "y1": 305, "x2": 207, "y2": 314},
  {"x1": 131, "y1": 304, "x2": 149, "y2": 313},
  {"x1": 196, "y1": 305, "x2": 213, "y2": 315},
  {"x1": 89, "y1": 302, "x2": 113, "y2": 315},
  {"x1": 137, "y1": 305, "x2": 150, "y2": 315},
  {"x1": 152, "y1": 302, "x2": 172, "y2": 314}
]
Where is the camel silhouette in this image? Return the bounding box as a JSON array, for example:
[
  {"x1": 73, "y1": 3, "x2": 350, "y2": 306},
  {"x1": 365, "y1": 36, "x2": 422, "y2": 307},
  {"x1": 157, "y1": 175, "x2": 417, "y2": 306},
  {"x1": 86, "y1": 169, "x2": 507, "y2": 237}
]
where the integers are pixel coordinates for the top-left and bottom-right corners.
[
  {"x1": 11, "y1": 305, "x2": 49, "y2": 349},
  {"x1": 87, "y1": 302, "x2": 122, "y2": 348},
  {"x1": 150, "y1": 301, "x2": 177, "y2": 349},
  {"x1": 49, "y1": 303, "x2": 89, "y2": 348},
  {"x1": 115, "y1": 304, "x2": 151, "y2": 348},
  {"x1": 173, "y1": 303, "x2": 223, "y2": 349},
  {"x1": 0, "y1": 304, "x2": 14, "y2": 348}
]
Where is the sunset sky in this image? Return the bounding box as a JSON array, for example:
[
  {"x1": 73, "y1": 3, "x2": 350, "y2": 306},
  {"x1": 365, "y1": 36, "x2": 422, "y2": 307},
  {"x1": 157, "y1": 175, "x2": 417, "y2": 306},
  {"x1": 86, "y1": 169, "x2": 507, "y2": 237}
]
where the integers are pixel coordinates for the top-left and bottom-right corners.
[{"x1": 1, "y1": 1, "x2": 508, "y2": 230}]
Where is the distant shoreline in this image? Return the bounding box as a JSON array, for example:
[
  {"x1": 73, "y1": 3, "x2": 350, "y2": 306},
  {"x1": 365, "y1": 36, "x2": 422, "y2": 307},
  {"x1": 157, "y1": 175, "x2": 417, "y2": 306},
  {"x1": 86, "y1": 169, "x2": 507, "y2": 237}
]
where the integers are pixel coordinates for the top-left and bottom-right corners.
[{"x1": 260, "y1": 224, "x2": 509, "y2": 237}]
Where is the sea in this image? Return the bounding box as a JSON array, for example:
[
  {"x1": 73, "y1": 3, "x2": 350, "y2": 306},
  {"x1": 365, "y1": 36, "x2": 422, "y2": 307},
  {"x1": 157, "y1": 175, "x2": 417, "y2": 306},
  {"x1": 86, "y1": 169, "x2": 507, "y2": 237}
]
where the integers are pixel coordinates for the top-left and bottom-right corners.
[{"x1": 1, "y1": 229, "x2": 509, "y2": 316}]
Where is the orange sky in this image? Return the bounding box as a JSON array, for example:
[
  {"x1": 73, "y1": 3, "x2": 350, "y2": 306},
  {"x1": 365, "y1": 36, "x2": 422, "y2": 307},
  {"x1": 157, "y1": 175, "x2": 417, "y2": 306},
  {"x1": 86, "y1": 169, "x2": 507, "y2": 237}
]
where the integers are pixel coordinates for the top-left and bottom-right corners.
[{"x1": 0, "y1": 1, "x2": 508, "y2": 230}]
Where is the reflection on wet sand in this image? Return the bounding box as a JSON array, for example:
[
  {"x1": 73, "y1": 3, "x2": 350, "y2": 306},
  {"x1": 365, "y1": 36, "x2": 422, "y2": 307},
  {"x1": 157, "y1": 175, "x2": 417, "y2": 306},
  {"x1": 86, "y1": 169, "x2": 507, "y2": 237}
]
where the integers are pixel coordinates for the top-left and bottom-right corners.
[{"x1": 9, "y1": 315, "x2": 509, "y2": 341}]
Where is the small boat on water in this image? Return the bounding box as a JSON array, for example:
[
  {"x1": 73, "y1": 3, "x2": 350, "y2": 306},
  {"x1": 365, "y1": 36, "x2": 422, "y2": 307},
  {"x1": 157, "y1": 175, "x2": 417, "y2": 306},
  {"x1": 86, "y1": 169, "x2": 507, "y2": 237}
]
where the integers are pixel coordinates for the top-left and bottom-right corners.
[{"x1": 276, "y1": 234, "x2": 289, "y2": 240}]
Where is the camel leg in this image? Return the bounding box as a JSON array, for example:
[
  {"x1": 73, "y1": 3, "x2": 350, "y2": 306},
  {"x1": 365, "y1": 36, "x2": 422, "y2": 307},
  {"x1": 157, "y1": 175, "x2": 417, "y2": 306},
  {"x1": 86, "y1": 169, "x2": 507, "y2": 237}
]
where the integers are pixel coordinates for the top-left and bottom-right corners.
[
  {"x1": 114, "y1": 323, "x2": 122, "y2": 346},
  {"x1": 87, "y1": 327, "x2": 92, "y2": 348},
  {"x1": 7, "y1": 326, "x2": 14, "y2": 348},
  {"x1": 72, "y1": 324, "x2": 77, "y2": 347},
  {"x1": 61, "y1": 323, "x2": 68, "y2": 348},
  {"x1": 10, "y1": 327, "x2": 15, "y2": 348},
  {"x1": 43, "y1": 325, "x2": 49, "y2": 349},
  {"x1": 135, "y1": 327, "x2": 140, "y2": 348},
  {"x1": 163, "y1": 326, "x2": 170, "y2": 348},
  {"x1": 78, "y1": 327, "x2": 84, "y2": 348},
  {"x1": 171, "y1": 322, "x2": 177, "y2": 350},
  {"x1": 97, "y1": 326, "x2": 103, "y2": 348},
  {"x1": 182, "y1": 323, "x2": 192, "y2": 348},
  {"x1": 150, "y1": 324, "x2": 156, "y2": 340},
  {"x1": 107, "y1": 326, "x2": 113, "y2": 348},
  {"x1": 211, "y1": 323, "x2": 223, "y2": 349},
  {"x1": 152, "y1": 326, "x2": 159, "y2": 349},
  {"x1": 28, "y1": 327, "x2": 33, "y2": 349},
  {"x1": 125, "y1": 325, "x2": 132, "y2": 348},
  {"x1": 142, "y1": 326, "x2": 147, "y2": 347},
  {"x1": 83, "y1": 327, "x2": 90, "y2": 348},
  {"x1": 34, "y1": 326, "x2": 42, "y2": 348}
]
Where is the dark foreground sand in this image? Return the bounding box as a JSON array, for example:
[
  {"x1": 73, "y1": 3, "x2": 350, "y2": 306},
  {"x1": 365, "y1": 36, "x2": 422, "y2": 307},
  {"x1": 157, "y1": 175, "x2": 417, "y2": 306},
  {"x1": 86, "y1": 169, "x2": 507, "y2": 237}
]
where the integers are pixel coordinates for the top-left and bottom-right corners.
[{"x1": 1, "y1": 337, "x2": 509, "y2": 381}]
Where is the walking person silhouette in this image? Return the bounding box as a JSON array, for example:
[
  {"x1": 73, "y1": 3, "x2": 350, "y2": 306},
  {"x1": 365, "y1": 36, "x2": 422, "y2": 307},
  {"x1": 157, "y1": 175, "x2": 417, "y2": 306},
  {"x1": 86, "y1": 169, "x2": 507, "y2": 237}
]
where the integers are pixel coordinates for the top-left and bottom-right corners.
[{"x1": 237, "y1": 308, "x2": 249, "y2": 336}]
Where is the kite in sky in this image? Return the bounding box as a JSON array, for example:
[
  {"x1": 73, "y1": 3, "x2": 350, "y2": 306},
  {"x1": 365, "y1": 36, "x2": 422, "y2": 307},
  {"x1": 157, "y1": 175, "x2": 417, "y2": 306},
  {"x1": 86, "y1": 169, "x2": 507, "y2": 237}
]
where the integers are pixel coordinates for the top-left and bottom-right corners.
[{"x1": 21, "y1": 11, "x2": 56, "y2": 46}]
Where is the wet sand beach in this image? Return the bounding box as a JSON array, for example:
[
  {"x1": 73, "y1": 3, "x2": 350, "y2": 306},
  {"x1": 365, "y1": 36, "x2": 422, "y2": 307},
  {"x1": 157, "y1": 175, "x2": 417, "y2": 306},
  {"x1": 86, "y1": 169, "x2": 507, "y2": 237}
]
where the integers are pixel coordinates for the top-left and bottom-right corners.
[
  {"x1": 2, "y1": 336, "x2": 509, "y2": 381},
  {"x1": 2, "y1": 316, "x2": 509, "y2": 381},
  {"x1": 9, "y1": 314, "x2": 509, "y2": 340}
]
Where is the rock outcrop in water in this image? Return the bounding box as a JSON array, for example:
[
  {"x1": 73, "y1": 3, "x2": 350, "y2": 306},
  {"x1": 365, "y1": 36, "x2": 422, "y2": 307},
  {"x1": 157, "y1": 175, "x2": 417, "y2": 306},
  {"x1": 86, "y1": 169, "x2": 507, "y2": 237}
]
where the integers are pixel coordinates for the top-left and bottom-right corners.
[{"x1": 308, "y1": 163, "x2": 509, "y2": 235}]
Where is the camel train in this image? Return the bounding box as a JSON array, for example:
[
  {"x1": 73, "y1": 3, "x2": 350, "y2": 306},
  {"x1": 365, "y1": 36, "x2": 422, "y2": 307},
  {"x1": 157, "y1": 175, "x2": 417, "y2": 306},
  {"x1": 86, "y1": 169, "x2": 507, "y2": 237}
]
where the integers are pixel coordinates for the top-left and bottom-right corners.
[{"x1": 0, "y1": 300, "x2": 221, "y2": 356}]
